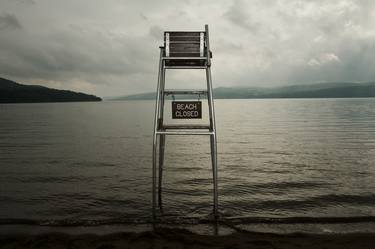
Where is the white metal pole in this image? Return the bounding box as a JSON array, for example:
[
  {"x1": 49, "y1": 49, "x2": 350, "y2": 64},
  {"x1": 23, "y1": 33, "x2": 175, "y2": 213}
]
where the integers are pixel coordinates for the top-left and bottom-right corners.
[{"x1": 152, "y1": 48, "x2": 163, "y2": 220}]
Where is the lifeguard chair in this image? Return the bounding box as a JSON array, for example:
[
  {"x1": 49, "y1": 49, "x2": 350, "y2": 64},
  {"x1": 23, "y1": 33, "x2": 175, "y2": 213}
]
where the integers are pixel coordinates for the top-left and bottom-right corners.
[{"x1": 152, "y1": 24, "x2": 218, "y2": 220}]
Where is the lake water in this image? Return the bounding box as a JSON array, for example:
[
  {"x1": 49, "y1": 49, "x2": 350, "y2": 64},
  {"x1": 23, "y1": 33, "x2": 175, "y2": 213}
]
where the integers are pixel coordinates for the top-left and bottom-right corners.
[{"x1": 1, "y1": 99, "x2": 375, "y2": 227}]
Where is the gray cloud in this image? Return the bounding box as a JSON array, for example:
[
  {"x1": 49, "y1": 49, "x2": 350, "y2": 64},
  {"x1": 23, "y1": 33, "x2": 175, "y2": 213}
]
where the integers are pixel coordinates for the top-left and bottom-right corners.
[
  {"x1": 0, "y1": 25, "x2": 157, "y2": 94},
  {"x1": 224, "y1": 0, "x2": 261, "y2": 33},
  {"x1": 0, "y1": 0, "x2": 375, "y2": 96},
  {"x1": 12, "y1": 0, "x2": 35, "y2": 4},
  {"x1": 0, "y1": 13, "x2": 22, "y2": 30}
]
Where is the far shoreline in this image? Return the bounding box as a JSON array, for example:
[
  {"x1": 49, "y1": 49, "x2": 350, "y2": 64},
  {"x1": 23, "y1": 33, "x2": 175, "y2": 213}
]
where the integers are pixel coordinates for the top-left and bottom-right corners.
[{"x1": 0, "y1": 100, "x2": 102, "y2": 105}]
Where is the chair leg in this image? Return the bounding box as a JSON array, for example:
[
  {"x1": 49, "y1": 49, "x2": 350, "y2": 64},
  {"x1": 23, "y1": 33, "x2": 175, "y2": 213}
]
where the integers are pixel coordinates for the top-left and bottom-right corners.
[
  {"x1": 158, "y1": 134, "x2": 165, "y2": 211},
  {"x1": 152, "y1": 48, "x2": 163, "y2": 221},
  {"x1": 210, "y1": 133, "x2": 218, "y2": 218},
  {"x1": 206, "y1": 66, "x2": 218, "y2": 218},
  {"x1": 152, "y1": 134, "x2": 158, "y2": 220}
]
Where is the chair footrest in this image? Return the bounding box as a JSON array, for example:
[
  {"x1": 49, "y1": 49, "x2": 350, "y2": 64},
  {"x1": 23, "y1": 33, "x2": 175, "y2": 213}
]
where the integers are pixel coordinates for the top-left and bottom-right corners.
[
  {"x1": 162, "y1": 124, "x2": 210, "y2": 130},
  {"x1": 156, "y1": 130, "x2": 214, "y2": 135}
]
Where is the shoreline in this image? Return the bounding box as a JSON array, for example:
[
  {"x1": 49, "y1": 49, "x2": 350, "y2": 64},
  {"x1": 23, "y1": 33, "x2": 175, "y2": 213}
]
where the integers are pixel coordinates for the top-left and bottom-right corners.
[
  {"x1": 1, "y1": 226, "x2": 374, "y2": 249},
  {"x1": 2, "y1": 219, "x2": 375, "y2": 235}
]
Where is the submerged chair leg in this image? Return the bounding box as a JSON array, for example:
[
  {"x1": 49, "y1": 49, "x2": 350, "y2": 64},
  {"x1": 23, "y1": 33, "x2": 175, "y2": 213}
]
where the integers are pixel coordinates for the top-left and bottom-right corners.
[
  {"x1": 152, "y1": 48, "x2": 163, "y2": 221},
  {"x1": 152, "y1": 135, "x2": 158, "y2": 220},
  {"x1": 158, "y1": 64, "x2": 166, "y2": 212},
  {"x1": 206, "y1": 66, "x2": 218, "y2": 218},
  {"x1": 158, "y1": 134, "x2": 165, "y2": 211},
  {"x1": 210, "y1": 133, "x2": 218, "y2": 218}
]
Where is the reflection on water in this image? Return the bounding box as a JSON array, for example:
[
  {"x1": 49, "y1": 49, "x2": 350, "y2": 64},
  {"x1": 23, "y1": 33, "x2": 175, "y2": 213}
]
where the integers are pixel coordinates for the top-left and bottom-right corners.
[{"x1": 0, "y1": 98, "x2": 375, "y2": 224}]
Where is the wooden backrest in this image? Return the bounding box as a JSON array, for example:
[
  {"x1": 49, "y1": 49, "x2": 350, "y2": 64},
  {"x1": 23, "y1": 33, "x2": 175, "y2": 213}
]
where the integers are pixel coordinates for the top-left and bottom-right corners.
[{"x1": 164, "y1": 31, "x2": 206, "y2": 57}]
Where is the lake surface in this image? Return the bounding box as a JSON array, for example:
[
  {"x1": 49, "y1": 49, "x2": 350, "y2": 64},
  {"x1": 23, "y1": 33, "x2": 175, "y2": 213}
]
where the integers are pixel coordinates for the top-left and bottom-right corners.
[{"x1": 1, "y1": 99, "x2": 375, "y2": 227}]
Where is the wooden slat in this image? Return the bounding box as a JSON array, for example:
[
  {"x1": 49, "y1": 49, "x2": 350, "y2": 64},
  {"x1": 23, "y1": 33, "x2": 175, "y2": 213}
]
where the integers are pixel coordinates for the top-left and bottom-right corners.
[
  {"x1": 169, "y1": 41, "x2": 201, "y2": 44},
  {"x1": 170, "y1": 43, "x2": 200, "y2": 48},
  {"x1": 169, "y1": 41, "x2": 200, "y2": 48},
  {"x1": 170, "y1": 45, "x2": 200, "y2": 53},
  {"x1": 164, "y1": 30, "x2": 205, "y2": 39},
  {"x1": 164, "y1": 66, "x2": 207, "y2": 69},
  {"x1": 169, "y1": 52, "x2": 201, "y2": 57},
  {"x1": 170, "y1": 51, "x2": 201, "y2": 55},
  {"x1": 163, "y1": 57, "x2": 206, "y2": 59},
  {"x1": 163, "y1": 30, "x2": 209, "y2": 62},
  {"x1": 168, "y1": 36, "x2": 201, "y2": 42},
  {"x1": 165, "y1": 32, "x2": 202, "y2": 36},
  {"x1": 164, "y1": 59, "x2": 206, "y2": 67}
]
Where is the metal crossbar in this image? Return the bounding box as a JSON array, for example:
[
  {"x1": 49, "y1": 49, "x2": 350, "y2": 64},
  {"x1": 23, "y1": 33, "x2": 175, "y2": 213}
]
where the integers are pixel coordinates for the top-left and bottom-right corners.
[
  {"x1": 164, "y1": 90, "x2": 208, "y2": 95},
  {"x1": 162, "y1": 124, "x2": 211, "y2": 129},
  {"x1": 152, "y1": 24, "x2": 218, "y2": 221}
]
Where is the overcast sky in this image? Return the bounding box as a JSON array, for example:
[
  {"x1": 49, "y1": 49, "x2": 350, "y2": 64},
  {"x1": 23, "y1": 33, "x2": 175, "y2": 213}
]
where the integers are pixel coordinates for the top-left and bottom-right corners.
[{"x1": 1, "y1": 0, "x2": 375, "y2": 97}]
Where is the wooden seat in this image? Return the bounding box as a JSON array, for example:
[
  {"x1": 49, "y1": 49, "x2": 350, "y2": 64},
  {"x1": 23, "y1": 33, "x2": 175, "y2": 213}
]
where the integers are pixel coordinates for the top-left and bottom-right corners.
[{"x1": 163, "y1": 30, "x2": 212, "y2": 67}]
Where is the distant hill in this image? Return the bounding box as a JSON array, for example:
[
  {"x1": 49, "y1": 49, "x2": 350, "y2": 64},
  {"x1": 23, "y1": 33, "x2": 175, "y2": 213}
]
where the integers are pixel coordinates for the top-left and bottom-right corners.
[
  {"x1": 110, "y1": 82, "x2": 375, "y2": 100},
  {"x1": 0, "y1": 78, "x2": 102, "y2": 103},
  {"x1": 110, "y1": 92, "x2": 156, "y2": 100}
]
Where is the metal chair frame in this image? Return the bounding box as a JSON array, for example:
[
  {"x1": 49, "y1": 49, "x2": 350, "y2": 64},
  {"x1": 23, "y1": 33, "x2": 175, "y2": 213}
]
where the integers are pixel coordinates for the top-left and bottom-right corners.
[{"x1": 152, "y1": 24, "x2": 218, "y2": 220}]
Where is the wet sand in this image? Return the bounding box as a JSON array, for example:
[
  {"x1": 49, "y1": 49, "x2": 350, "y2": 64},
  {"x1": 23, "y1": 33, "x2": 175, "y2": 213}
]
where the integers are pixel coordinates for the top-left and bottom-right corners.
[{"x1": 1, "y1": 227, "x2": 374, "y2": 249}]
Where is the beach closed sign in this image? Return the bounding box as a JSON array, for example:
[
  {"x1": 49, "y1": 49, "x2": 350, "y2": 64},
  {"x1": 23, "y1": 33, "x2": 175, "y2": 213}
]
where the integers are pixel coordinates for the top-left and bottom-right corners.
[{"x1": 172, "y1": 101, "x2": 202, "y2": 119}]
